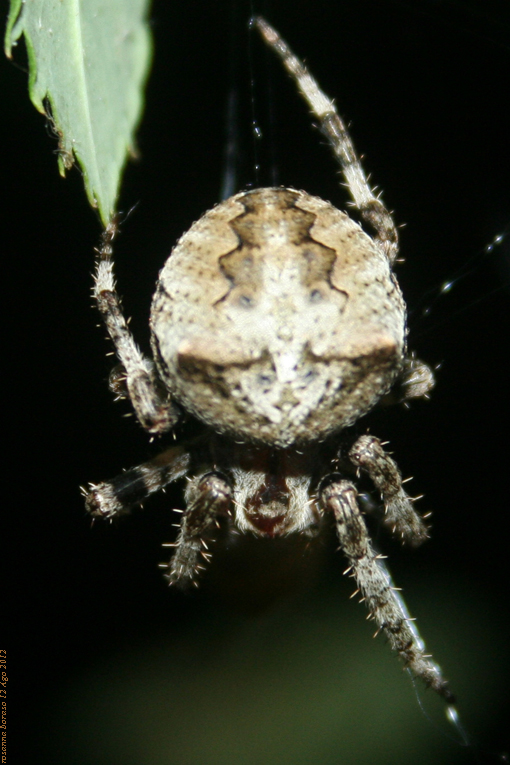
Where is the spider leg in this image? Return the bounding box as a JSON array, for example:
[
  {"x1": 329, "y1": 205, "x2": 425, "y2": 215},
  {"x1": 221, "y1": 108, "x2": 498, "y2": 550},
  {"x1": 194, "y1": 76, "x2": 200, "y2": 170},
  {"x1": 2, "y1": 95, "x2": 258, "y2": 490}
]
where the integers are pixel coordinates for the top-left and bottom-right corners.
[
  {"x1": 381, "y1": 355, "x2": 435, "y2": 406},
  {"x1": 254, "y1": 17, "x2": 398, "y2": 265},
  {"x1": 94, "y1": 220, "x2": 180, "y2": 434},
  {"x1": 398, "y1": 356, "x2": 435, "y2": 401},
  {"x1": 84, "y1": 443, "x2": 191, "y2": 519},
  {"x1": 164, "y1": 472, "x2": 233, "y2": 587},
  {"x1": 349, "y1": 435, "x2": 429, "y2": 544},
  {"x1": 320, "y1": 477, "x2": 453, "y2": 702}
]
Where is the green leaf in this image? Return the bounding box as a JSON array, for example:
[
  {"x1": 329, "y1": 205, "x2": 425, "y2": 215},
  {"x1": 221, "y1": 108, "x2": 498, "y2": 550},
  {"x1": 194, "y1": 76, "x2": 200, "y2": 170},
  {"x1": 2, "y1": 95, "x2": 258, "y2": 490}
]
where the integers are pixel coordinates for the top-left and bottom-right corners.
[{"x1": 5, "y1": 0, "x2": 153, "y2": 226}]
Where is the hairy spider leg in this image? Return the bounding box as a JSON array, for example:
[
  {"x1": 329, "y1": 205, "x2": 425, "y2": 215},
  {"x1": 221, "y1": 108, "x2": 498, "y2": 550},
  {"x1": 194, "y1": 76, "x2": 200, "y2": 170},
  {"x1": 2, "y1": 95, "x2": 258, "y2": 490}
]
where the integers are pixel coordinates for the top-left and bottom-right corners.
[
  {"x1": 254, "y1": 17, "x2": 399, "y2": 265},
  {"x1": 94, "y1": 219, "x2": 180, "y2": 434},
  {"x1": 320, "y1": 477, "x2": 454, "y2": 703},
  {"x1": 349, "y1": 435, "x2": 429, "y2": 544},
  {"x1": 163, "y1": 472, "x2": 233, "y2": 586},
  {"x1": 84, "y1": 443, "x2": 191, "y2": 518}
]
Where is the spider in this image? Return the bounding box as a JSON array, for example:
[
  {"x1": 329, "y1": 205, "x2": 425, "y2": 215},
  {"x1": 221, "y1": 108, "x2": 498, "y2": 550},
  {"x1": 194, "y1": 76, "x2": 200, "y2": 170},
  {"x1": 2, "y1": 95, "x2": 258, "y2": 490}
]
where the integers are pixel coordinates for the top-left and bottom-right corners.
[{"x1": 84, "y1": 17, "x2": 454, "y2": 707}]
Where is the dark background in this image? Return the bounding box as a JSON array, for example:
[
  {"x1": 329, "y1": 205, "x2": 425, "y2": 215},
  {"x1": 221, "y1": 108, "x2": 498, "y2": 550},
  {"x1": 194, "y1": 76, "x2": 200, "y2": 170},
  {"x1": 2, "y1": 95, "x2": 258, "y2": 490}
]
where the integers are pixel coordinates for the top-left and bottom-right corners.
[{"x1": 3, "y1": 1, "x2": 509, "y2": 763}]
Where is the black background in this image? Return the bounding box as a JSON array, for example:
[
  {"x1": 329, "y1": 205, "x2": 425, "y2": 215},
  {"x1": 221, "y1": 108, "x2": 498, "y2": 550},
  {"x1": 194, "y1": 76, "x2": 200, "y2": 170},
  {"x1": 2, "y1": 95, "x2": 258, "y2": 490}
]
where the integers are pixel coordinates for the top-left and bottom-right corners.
[{"x1": 3, "y1": 1, "x2": 510, "y2": 763}]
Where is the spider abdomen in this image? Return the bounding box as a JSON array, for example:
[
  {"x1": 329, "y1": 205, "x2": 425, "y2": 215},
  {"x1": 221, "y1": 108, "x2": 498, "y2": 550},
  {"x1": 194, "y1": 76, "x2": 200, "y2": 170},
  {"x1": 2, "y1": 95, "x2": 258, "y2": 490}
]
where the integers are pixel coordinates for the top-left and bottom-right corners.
[{"x1": 151, "y1": 187, "x2": 406, "y2": 446}]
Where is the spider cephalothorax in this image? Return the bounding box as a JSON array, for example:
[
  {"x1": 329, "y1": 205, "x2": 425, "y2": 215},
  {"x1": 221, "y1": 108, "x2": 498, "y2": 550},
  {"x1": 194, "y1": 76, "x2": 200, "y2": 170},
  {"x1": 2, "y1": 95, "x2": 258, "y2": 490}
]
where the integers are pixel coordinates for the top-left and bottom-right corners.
[{"x1": 85, "y1": 17, "x2": 453, "y2": 706}]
